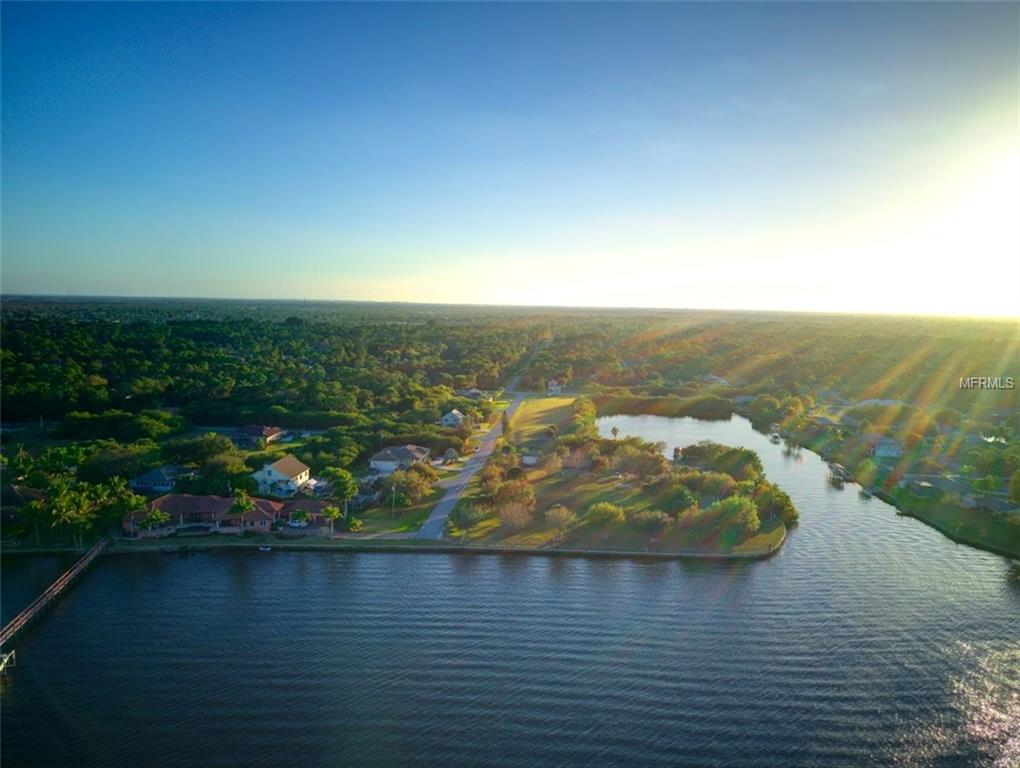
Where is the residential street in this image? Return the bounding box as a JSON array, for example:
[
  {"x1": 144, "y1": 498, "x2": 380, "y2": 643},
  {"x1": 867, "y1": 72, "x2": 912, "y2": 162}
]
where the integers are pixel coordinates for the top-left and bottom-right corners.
[
  {"x1": 415, "y1": 341, "x2": 549, "y2": 539},
  {"x1": 415, "y1": 392, "x2": 525, "y2": 539}
]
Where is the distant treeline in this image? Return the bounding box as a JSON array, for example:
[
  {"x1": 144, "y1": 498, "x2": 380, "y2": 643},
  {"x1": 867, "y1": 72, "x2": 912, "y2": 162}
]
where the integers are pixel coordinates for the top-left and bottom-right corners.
[{"x1": 592, "y1": 393, "x2": 733, "y2": 421}]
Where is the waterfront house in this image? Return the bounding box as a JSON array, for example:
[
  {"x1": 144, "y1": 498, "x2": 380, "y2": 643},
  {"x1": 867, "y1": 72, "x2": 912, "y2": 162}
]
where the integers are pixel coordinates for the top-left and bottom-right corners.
[
  {"x1": 223, "y1": 498, "x2": 283, "y2": 531},
  {"x1": 128, "y1": 465, "x2": 194, "y2": 495},
  {"x1": 122, "y1": 493, "x2": 233, "y2": 535},
  {"x1": 369, "y1": 444, "x2": 431, "y2": 474},
  {"x1": 546, "y1": 378, "x2": 563, "y2": 395},
  {"x1": 441, "y1": 409, "x2": 466, "y2": 428},
  {"x1": 281, "y1": 498, "x2": 335, "y2": 525},
  {"x1": 122, "y1": 493, "x2": 287, "y2": 536},
  {"x1": 252, "y1": 455, "x2": 312, "y2": 497}
]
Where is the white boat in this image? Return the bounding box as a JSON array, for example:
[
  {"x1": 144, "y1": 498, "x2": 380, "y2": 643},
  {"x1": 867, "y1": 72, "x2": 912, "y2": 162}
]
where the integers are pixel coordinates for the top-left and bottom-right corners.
[{"x1": 258, "y1": 546, "x2": 272, "y2": 552}]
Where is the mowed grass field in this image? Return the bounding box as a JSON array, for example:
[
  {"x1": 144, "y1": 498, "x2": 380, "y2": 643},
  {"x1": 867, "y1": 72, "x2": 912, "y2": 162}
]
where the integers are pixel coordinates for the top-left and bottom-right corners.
[
  {"x1": 358, "y1": 488, "x2": 443, "y2": 533},
  {"x1": 509, "y1": 396, "x2": 577, "y2": 452}
]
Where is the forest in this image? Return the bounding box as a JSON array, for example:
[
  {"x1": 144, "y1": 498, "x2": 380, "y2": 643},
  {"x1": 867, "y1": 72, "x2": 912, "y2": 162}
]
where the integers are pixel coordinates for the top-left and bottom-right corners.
[{"x1": 1, "y1": 298, "x2": 1017, "y2": 548}]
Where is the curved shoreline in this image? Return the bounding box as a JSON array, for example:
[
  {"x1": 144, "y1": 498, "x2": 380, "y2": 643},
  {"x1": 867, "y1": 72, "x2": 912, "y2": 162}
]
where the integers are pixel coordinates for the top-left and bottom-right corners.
[
  {"x1": 735, "y1": 412, "x2": 1019, "y2": 562},
  {"x1": 889, "y1": 507, "x2": 1019, "y2": 562}
]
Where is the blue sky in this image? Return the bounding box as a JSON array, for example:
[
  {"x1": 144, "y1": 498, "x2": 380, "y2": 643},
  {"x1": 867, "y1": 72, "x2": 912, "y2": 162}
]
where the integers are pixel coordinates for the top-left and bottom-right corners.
[{"x1": 2, "y1": 2, "x2": 1018, "y2": 315}]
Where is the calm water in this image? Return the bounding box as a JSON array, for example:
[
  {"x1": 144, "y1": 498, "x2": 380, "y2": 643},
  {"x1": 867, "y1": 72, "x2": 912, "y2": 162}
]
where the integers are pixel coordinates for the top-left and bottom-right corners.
[{"x1": 2, "y1": 414, "x2": 1017, "y2": 767}]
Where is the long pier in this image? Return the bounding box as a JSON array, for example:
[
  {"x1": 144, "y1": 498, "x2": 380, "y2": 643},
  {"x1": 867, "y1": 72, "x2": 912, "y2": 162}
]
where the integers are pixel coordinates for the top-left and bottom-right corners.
[{"x1": 0, "y1": 539, "x2": 109, "y2": 650}]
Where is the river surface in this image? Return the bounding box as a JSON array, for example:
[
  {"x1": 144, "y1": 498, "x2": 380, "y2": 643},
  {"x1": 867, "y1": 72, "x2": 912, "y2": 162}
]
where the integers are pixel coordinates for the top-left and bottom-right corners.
[{"x1": 2, "y1": 414, "x2": 1018, "y2": 767}]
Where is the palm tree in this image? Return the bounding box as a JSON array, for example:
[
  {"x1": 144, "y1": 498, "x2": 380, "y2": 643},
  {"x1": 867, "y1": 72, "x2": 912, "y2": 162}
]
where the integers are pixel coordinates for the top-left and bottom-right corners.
[
  {"x1": 230, "y1": 490, "x2": 255, "y2": 535},
  {"x1": 323, "y1": 505, "x2": 342, "y2": 535}
]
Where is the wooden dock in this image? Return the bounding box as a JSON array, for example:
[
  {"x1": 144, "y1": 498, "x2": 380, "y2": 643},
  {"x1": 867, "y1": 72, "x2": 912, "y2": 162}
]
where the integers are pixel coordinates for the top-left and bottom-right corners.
[{"x1": 0, "y1": 539, "x2": 109, "y2": 650}]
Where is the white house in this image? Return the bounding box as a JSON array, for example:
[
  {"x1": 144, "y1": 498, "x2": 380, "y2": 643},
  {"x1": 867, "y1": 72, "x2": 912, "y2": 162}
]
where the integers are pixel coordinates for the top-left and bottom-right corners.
[
  {"x1": 546, "y1": 378, "x2": 563, "y2": 395},
  {"x1": 252, "y1": 455, "x2": 312, "y2": 497},
  {"x1": 441, "y1": 409, "x2": 466, "y2": 428},
  {"x1": 369, "y1": 444, "x2": 431, "y2": 474}
]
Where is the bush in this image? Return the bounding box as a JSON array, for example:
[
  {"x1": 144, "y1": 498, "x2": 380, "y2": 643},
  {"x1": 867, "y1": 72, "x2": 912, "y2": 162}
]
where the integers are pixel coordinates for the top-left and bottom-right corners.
[
  {"x1": 449, "y1": 505, "x2": 486, "y2": 539},
  {"x1": 628, "y1": 509, "x2": 672, "y2": 534},
  {"x1": 539, "y1": 453, "x2": 563, "y2": 474},
  {"x1": 676, "y1": 469, "x2": 737, "y2": 500},
  {"x1": 346, "y1": 517, "x2": 364, "y2": 532},
  {"x1": 494, "y1": 480, "x2": 535, "y2": 512},
  {"x1": 545, "y1": 504, "x2": 577, "y2": 534},
  {"x1": 587, "y1": 502, "x2": 625, "y2": 525},
  {"x1": 499, "y1": 502, "x2": 533, "y2": 531},
  {"x1": 704, "y1": 496, "x2": 760, "y2": 536}
]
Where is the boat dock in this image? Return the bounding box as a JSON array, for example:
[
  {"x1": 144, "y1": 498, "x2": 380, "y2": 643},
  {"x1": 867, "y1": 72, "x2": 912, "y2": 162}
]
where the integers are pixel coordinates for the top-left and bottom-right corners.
[
  {"x1": 827, "y1": 462, "x2": 851, "y2": 482},
  {"x1": 0, "y1": 539, "x2": 109, "y2": 651}
]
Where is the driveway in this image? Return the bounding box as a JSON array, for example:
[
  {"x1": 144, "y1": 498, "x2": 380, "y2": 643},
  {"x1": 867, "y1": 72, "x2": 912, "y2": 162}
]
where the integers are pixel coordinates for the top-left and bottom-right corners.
[{"x1": 416, "y1": 392, "x2": 526, "y2": 539}]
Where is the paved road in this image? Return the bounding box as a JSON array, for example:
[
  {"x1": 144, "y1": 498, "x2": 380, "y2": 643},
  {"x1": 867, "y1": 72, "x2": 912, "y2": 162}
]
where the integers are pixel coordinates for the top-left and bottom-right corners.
[
  {"x1": 416, "y1": 392, "x2": 526, "y2": 539},
  {"x1": 415, "y1": 339, "x2": 551, "y2": 540}
]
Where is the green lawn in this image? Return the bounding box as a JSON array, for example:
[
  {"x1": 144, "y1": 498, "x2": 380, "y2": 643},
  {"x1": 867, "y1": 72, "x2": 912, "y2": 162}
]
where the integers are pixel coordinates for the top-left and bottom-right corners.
[
  {"x1": 509, "y1": 396, "x2": 577, "y2": 452},
  {"x1": 895, "y1": 494, "x2": 1020, "y2": 557},
  {"x1": 357, "y1": 488, "x2": 442, "y2": 533}
]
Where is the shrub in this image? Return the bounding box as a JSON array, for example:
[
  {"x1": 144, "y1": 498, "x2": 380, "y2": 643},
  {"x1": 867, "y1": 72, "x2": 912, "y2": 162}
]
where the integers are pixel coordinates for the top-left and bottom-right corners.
[
  {"x1": 449, "y1": 505, "x2": 486, "y2": 540},
  {"x1": 539, "y1": 453, "x2": 563, "y2": 474},
  {"x1": 495, "y1": 480, "x2": 535, "y2": 512},
  {"x1": 704, "y1": 496, "x2": 760, "y2": 536},
  {"x1": 545, "y1": 504, "x2": 577, "y2": 535},
  {"x1": 628, "y1": 509, "x2": 672, "y2": 534},
  {"x1": 587, "y1": 502, "x2": 625, "y2": 525},
  {"x1": 499, "y1": 502, "x2": 533, "y2": 531}
]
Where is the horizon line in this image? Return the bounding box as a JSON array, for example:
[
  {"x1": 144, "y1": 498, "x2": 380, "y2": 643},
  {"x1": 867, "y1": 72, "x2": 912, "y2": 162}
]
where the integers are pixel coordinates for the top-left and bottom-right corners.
[{"x1": 2, "y1": 292, "x2": 1018, "y2": 322}]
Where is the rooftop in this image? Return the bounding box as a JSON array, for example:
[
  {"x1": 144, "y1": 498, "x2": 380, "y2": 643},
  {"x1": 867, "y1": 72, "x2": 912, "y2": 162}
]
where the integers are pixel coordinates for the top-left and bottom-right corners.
[{"x1": 266, "y1": 455, "x2": 311, "y2": 478}]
